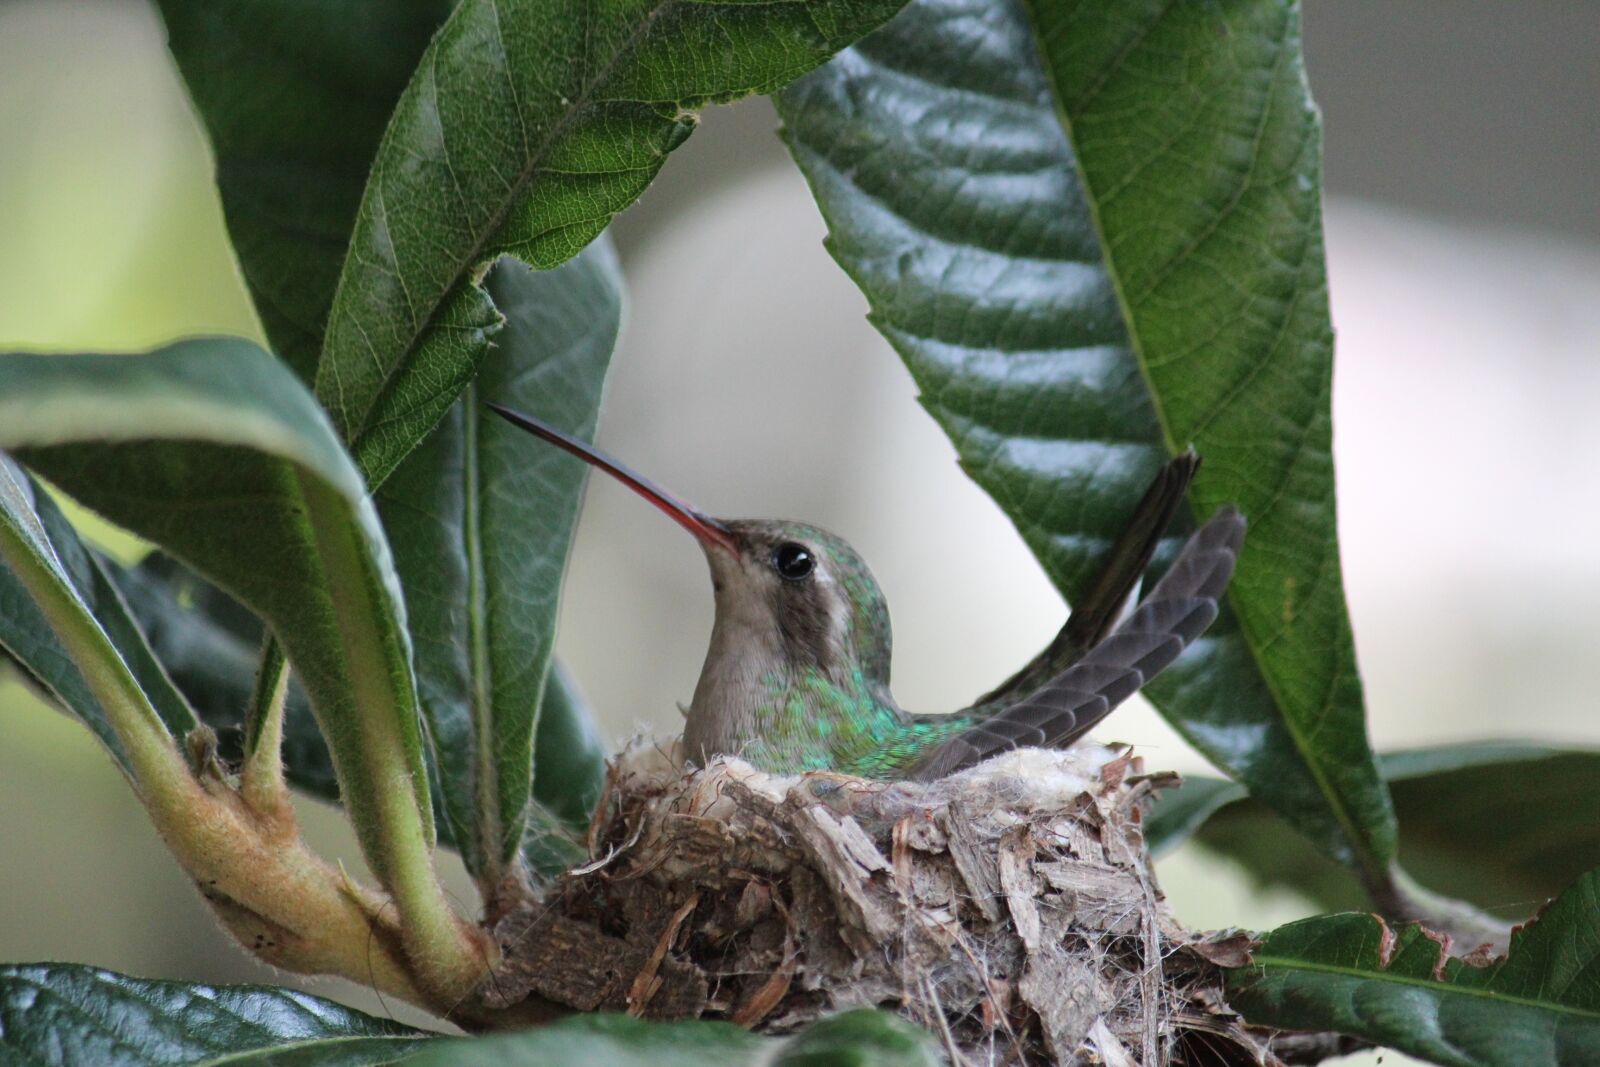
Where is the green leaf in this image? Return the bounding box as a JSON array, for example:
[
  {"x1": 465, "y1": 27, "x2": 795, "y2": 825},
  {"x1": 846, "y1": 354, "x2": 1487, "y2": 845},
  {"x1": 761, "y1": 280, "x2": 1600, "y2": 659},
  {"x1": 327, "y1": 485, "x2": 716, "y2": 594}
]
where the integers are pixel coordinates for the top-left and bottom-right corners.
[
  {"x1": 771, "y1": 1008, "x2": 941, "y2": 1066},
  {"x1": 0, "y1": 463, "x2": 198, "y2": 771},
  {"x1": 1226, "y1": 868, "x2": 1600, "y2": 1066},
  {"x1": 1153, "y1": 744, "x2": 1600, "y2": 918},
  {"x1": 0, "y1": 963, "x2": 434, "y2": 1066},
  {"x1": 533, "y1": 661, "x2": 607, "y2": 830},
  {"x1": 402, "y1": 1009, "x2": 938, "y2": 1067},
  {"x1": 156, "y1": 0, "x2": 458, "y2": 381},
  {"x1": 377, "y1": 246, "x2": 621, "y2": 879},
  {"x1": 316, "y1": 0, "x2": 915, "y2": 487},
  {"x1": 0, "y1": 341, "x2": 433, "y2": 887},
  {"x1": 0, "y1": 966, "x2": 933, "y2": 1066},
  {"x1": 776, "y1": 0, "x2": 1394, "y2": 879},
  {"x1": 1143, "y1": 774, "x2": 1245, "y2": 857}
]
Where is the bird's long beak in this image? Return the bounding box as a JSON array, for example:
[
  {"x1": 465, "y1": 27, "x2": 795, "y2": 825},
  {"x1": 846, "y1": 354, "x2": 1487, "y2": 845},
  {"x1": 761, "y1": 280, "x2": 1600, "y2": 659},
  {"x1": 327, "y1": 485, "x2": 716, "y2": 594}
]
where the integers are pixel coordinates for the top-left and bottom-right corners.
[{"x1": 486, "y1": 402, "x2": 740, "y2": 557}]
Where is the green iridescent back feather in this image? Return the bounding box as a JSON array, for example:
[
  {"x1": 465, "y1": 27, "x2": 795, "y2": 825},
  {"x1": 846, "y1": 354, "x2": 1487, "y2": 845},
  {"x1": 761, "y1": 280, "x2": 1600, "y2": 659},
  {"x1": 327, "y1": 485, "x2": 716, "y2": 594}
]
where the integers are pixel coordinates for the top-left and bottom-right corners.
[{"x1": 738, "y1": 665, "x2": 975, "y2": 777}]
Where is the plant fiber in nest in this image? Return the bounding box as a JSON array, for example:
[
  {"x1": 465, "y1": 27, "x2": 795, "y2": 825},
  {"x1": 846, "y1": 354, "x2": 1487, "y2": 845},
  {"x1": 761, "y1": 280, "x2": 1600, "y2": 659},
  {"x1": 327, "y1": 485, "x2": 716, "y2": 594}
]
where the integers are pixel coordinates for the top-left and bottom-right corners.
[{"x1": 483, "y1": 741, "x2": 1268, "y2": 1066}]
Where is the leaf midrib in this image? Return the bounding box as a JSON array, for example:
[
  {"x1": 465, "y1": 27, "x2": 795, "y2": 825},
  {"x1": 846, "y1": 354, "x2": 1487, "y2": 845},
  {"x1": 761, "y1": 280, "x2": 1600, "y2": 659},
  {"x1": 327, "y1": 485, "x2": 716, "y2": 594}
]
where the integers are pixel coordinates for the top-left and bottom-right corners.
[
  {"x1": 1243, "y1": 952, "x2": 1599, "y2": 1020},
  {"x1": 1018, "y1": 0, "x2": 1386, "y2": 881},
  {"x1": 192, "y1": 1032, "x2": 431, "y2": 1066},
  {"x1": 464, "y1": 389, "x2": 499, "y2": 872}
]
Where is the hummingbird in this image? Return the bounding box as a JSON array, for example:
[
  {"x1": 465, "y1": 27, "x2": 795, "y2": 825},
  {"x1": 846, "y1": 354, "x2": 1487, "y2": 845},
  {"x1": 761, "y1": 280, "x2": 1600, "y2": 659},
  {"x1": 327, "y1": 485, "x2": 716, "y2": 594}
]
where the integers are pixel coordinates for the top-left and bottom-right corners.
[{"x1": 488, "y1": 403, "x2": 1244, "y2": 782}]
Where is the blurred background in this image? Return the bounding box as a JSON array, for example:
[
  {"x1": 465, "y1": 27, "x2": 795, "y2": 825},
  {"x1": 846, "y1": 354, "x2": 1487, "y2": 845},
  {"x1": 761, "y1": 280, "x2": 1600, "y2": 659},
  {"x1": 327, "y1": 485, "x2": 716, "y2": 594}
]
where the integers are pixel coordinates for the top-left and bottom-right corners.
[{"x1": 1, "y1": 0, "x2": 1596, "y2": 1053}]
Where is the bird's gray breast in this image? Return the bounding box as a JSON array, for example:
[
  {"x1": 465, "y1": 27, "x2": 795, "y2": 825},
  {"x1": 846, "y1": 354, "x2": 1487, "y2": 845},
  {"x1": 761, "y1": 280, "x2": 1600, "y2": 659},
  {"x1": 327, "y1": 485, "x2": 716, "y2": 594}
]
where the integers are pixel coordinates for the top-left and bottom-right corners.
[{"x1": 684, "y1": 611, "x2": 787, "y2": 766}]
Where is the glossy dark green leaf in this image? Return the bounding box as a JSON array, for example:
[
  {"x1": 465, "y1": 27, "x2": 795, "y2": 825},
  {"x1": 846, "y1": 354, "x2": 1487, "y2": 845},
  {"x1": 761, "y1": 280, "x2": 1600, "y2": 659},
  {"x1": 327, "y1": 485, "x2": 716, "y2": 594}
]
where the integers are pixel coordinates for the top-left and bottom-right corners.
[
  {"x1": 777, "y1": 0, "x2": 1394, "y2": 880},
  {"x1": 316, "y1": 0, "x2": 914, "y2": 487},
  {"x1": 0, "y1": 462, "x2": 198, "y2": 771},
  {"x1": 156, "y1": 0, "x2": 457, "y2": 381},
  {"x1": 0, "y1": 963, "x2": 434, "y2": 1066},
  {"x1": 0, "y1": 342, "x2": 433, "y2": 886},
  {"x1": 0, "y1": 966, "x2": 933, "y2": 1066},
  {"x1": 378, "y1": 246, "x2": 621, "y2": 879},
  {"x1": 1226, "y1": 867, "x2": 1600, "y2": 1066},
  {"x1": 1153, "y1": 745, "x2": 1600, "y2": 919},
  {"x1": 402, "y1": 1008, "x2": 938, "y2": 1067}
]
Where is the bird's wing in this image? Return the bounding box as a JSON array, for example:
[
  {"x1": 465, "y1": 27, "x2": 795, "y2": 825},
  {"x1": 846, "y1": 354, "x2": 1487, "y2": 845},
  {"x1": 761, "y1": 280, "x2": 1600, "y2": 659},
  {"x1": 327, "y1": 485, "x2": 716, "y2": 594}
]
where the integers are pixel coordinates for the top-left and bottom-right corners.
[
  {"x1": 908, "y1": 506, "x2": 1245, "y2": 781},
  {"x1": 971, "y1": 452, "x2": 1199, "y2": 709}
]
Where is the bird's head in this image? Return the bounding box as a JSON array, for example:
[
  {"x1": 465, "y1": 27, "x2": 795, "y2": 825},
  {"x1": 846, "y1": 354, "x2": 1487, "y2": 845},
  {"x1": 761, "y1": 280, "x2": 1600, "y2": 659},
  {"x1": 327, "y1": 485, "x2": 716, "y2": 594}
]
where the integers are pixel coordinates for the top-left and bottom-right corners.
[{"x1": 486, "y1": 404, "x2": 892, "y2": 687}]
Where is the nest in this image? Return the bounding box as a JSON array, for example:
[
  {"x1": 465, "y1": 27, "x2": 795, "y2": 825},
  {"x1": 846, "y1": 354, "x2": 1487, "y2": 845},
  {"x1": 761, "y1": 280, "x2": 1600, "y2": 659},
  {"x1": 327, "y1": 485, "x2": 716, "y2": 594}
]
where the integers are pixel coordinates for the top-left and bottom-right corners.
[{"x1": 485, "y1": 741, "x2": 1273, "y2": 1065}]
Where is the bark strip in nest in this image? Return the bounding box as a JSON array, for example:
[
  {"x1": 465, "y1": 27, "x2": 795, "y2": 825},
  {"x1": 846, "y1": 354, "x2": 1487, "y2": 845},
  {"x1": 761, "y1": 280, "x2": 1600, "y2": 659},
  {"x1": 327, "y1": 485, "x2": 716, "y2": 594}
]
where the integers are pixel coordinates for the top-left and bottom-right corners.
[{"x1": 483, "y1": 740, "x2": 1271, "y2": 1066}]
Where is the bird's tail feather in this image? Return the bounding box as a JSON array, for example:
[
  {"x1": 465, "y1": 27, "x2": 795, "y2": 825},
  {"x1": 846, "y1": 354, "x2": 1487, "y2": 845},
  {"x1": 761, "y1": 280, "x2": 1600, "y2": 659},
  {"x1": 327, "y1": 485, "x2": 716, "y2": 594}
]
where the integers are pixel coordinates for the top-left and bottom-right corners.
[
  {"x1": 907, "y1": 506, "x2": 1246, "y2": 781},
  {"x1": 972, "y1": 452, "x2": 1199, "y2": 707}
]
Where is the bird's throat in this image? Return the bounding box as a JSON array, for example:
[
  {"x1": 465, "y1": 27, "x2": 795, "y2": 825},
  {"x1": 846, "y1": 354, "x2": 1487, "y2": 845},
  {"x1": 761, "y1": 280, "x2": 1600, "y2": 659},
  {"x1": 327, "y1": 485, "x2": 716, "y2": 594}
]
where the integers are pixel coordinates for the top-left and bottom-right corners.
[
  {"x1": 686, "y1": 653, "x2": 899, "y2": 775},
  {"x1": 684, "y1": 600, "x2": 789, "y2": 766}
]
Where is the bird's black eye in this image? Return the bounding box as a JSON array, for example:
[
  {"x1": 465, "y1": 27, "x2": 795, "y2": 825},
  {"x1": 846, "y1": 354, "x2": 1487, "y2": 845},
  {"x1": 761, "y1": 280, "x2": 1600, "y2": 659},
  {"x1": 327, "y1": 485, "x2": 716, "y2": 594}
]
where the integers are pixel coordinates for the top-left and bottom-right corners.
[{"x1": 772, "y1": 542, "x2": 815, "y2": 581}]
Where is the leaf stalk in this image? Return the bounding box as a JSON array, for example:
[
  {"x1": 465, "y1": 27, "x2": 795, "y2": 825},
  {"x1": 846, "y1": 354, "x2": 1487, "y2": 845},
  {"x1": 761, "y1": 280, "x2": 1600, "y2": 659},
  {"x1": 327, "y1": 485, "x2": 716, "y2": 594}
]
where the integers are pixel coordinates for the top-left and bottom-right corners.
[
  {"x1": 0, "y1": 489, "x2": 436, "y2": 1007},
  {"x1": 240, "y1": 637, "x2": 291, "y2": 818},
  {"x1": 296, "y1": 471, "x2": 491, "y2": 1002}
]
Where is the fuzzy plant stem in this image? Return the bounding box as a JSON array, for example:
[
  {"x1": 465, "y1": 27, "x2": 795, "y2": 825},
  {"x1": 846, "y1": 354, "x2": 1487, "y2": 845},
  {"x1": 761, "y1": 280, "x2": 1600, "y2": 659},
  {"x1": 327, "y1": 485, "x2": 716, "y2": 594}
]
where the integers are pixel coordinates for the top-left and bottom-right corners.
[
  {"x1": 296, "y1": 473, "x2": 493, "y2": 1004},
  {"x1": 0, "y1": 518, "x2": 432, "y2": 1007},
  {"x1": 240, "y1": 637, "x2": 291, "y2": 816}
]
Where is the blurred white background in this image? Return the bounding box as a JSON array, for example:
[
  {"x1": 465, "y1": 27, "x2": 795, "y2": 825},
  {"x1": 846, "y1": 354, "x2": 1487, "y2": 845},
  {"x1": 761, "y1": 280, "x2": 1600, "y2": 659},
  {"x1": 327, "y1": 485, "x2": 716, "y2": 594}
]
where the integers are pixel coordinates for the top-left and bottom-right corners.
[{"x1": 1, "y1": 0, "x2": 1596, "y2": 1057}]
